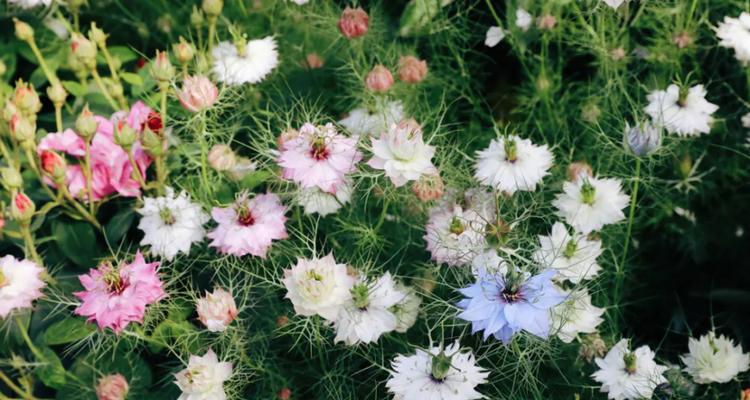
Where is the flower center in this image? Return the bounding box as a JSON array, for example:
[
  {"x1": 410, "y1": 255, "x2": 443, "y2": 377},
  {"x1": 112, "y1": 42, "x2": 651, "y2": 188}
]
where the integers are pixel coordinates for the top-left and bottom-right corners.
[
  {"x1": 623, "y1": 352, "x2": 637, "y2": 375},
  {"x1": 159, "y1": 207, "x2": 176, "y2": 225},
  {"x1": 677, "y1": 86, "x2": 689, "y2": 108},
  {"x1": 310, "y1": 136, "x2": 330, "y2": 161},
  {"x1": 430, "y1": 351, "x2": 452, "y2": 382},
  {"x1": 449, "y1": 217, "x2": 465, "y2": 235},
  {"x1": 563, "y1": 239, "x2": 577, "y2": 259},
  {"x1": 103, "y1": 265, "x2": 128, "y2": 295},
  {"x1": 504, "y1": 138, "x2": 518, "y2": 163},
  {"x1": 350, "y1": 283, "x2": 370, "y2": 310},
  {"x1": 237, "y1": 204, "x2": 255, "y2": 226},
  {"x1": 580, "y1": 181, "x2": 596, "y2": 205},
  {"x1": 307, "y1": 270, "x2": 324, "y2": 281}
]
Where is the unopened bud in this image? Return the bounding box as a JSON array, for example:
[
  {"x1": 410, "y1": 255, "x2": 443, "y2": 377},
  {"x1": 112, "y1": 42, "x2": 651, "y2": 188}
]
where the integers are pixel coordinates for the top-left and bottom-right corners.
[
  {"x1": 70, "y1": 33, "x2": 98, "y2": 69},
  {"x1": 208, "y1": 144, "x2": 236, "y2": 172},
  {"x1": 625, "y1": 122, "x2": 661, "y2": 157},
  {"x1": 1, "y1": 167, "x2": 23, "y2": 190},
  {"x1": 75, "y1": 104, "x2": 99, "y2": 139},
  {"x1": 678, "y1": 154, "x2": 692, "y2": 180},
  {"x1": 13, "y1": 18, "x2": 34, "y2": 42},
  {"x1": 9, "y1": 114, "x2": 36, "y2": 142},
  {"x1": 150, "y1": 50, "x2": 175, "y2": 82},
  {"x1": 190, "y1": 6, "x2": 205, "y2": 28},
  {"x1": 365, "y1": 64, "x2": 394, "y2": 92},
  {"x1": 68, "y1": 0, "x2": 86, "y2": 12},
  {"x1": 40, "y1": 150, "x2": 67, "y2": 182},
  {"x1": 173, "y1": 37, "x2": 196, "y2": 65},
  {"x1": 11, "y1": 192, "x2": 35, "y2": 223},
  {"x1": 227, "y1": 157, "x2": 257, "y2": 181},
  {"x1": 13, "y1": 80, "x2": 42, "y2": 116},
  {"x1": 114, "y1": 121, "x2": 137, "y2": 149},
  {"x1": 412, "y1": 173, "x2": 444, "y2": 202},
  {"x1": 141, "y1": 128, "x2": 164, "y2": 157},
  {"x1": 202, "y1": 0, "x2": 224, "y2": 17},
  {"x1": 46, "y1": 83, "x2": 68, "y2": 105},
  {"x1": 88, "y1": 22, "x2": 107, "y2": 46}
]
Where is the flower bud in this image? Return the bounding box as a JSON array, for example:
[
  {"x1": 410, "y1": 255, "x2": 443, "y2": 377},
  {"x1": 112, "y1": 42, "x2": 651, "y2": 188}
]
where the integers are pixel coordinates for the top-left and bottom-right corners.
[
  {"x1": 114, "y1": 121, "x2": 137, "y2": 149},
  {"x1": 208, "y1": 144, "x2": 236, "y2": 172},
  {"x1": 567, "y1": 161, "x2": 592, "y2": 183},
  {"x1": 150, "y1": 50, "x2": 175, "y2": 82},
  {"x1": 108, "y1": 80, "x2": 124, "y2": 99},
  {"x1": 46, "y1": 83, "x2": 68, "y2": 106},
  {"x1": 398, "y1": 55, "x2": 428, "y2": 84},
  {"x1": 13, "y1": 18, "x2": 34, "y2": 42},
  {"x1": 742, "y1": 388, "x2": 750, "y2": 400},
  {"x1": 304, "y1": 53, "x2": 324, "y2": 69},
  {"x1": 173, "y1": 37, "x2": 196, "y2": 65},
  {"x1": 68, "y1": 0, "x2": 86, "y2": 12},
  {"x1": 365, "y1": 64, "x2": 394, "y2": 92},
  {"x1": 145, "y1": 111, "x2": 163, "y2": 134},
  {"x1": 678, "y1": 153, "x2": 692, "y2": 180},
  {"x1": 276, "y1": 315, "x2": 289, "y2": 329},
  {"x1": 177, "y1": 75, "x2": 218, "y2": 113},
  {"x1": 9, "y1": 114, "x2": 36, "y2": 142},
  {"x1": 202, "y1": 0, "x2": 224, "y2": 17},
  {"x1": 70, "y1": 33, "x2": 98, "y2": 69},
  {"x1": 75, "y1": 104, "x2": 99, "y2": 140},
  {"x1": 11, "y1": 192, "x2": 35, "y2": 223},
  {"x1": 141, "y1": 127, "x2": 164, "y2": 157},
  {"x1": 578, "y1": 333, "x2": 607, "y2": 363},
  {"x1": 40, "y1": 150, "x2": 67, "y2": 182},
  {"x1": 13, "y1": 80, "x2": 42, "y2": 116},
  {"x1": 537, "y1": 14, "x2": 557, "y2": 30},
  {"x1": 581, "y1": 102, "x2": 601, "y2": 124},
  {"x1": 673, "y1": 32, "x2": 693, "y2": 49},
  {"x1": 338, "y1": 7, "x2": 369, "y2": 39},
  {"x1": 190, "y1": 6, "x2": 205, "y2": 27},
  {"x1": 227, "y1": 157, "x2": 257, "y2": 181},
  {"x1": 412, "y1": 173, "x2": 444, "y2": 202},
  {"x1": 88, "y1": 22, "x2": 107, "y2": 46},
  {"x1": 277, "y1": 388, "x2": 292, "y2": 400},
  {"x1": 625, "y1": 122, "x2": 661, "y2": 157},
  {"x1": 196, "y1": 288, "x2": 238, "y2": 332},
  {"x1": 1, "y1": 167, "x2": 23, "y2": 190},
  {"x1": 95, "y1": 373, "x2": 129, "y2": 400}
]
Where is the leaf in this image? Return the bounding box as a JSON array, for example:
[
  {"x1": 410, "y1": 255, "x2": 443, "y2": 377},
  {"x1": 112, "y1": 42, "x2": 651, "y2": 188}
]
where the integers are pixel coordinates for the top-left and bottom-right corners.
[
  {"x1": 53, "y1": 219, "x2": 100, "y2": 267},
  {"x1": 107, "y1": 46, "x2": 139, "y2": 63},
  {"x1": 35, "y1": 347, "x2": 67, "y2": 389},
  {"x1": 148, "y1": 320, "x2": 197, "y2": 353},
  {"x1": 62, "y1": 80, "x2": 87, "y2": 98},
  {"x1": 56, "y1": 347, "x2": 152, "y2": 399},
  {"x1": 120, "y1": 72, "x2": 144, "y2": 87},
  {"x1": 238, "y1": 170, "x2": 273, "y2": 191},
  {"x1": 42, "y1": 318, "x2": 96, "y2": 346},
  {"x1": 398, "y1": 0, "x2": 451, "y2": 37},
  {"x1": 104, "y1": 207, "x2": 135, "y2": 245}
]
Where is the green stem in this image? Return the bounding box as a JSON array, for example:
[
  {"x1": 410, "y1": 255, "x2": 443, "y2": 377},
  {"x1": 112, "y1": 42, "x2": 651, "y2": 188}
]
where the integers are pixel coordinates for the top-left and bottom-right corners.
[
  {"x1": 26, "y1": 39, "x2": 58, "y2": 86},
  {"x1": 207, "y1": 16, "x2": 217, "y2": 55},
  {"x1": 20, "y1": 225, "x2": 42, "y2": 266},
  {"x1": 82, "y1": 141, "x2": 96, "y2": 215},
  {"x1": 126, "y1": 150, "x2": 148, "y2": 194},
  {"x1": 90, "y1": 68, "x2": 119, "y2": 111},
  {"x1": 374, "y1": 196, "x2": 389, "y2": 231},
  {"x1": 59, "y1": 185, "x2": 103, "y2": 230},
  {"x1": 0, "y1": 370, "x2": 33, "y2": 400},
  {"x1": 15, "y1": 317, "x2": 44, "y2": 361},
  {"x1": 615, "y1": 158, "x2": 640, "y2": 305},
  {"x1": 54, "y1": 104, "x2": 62, "y2": 133}
]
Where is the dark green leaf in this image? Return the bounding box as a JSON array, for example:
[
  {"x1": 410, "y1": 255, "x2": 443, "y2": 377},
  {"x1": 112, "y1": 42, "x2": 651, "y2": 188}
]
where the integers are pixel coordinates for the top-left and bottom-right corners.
[
  {"x1": 108, "y1": 46, "x2": 139, "y2": 63},
  {"x1": 53, "y1": 219, "x2": 100, "y2": 267},
  {"x1": 61, "y1": 80, "x2": 87, "y2": 98},
  {"x1": 120, "y1": 72, "x2": 144, "y2": 87},
  {"x1": 148, "y1": 320, "x2": 197, "y2": 353},
  {"x1": 104, "y1": 207, "x2": 135, "y2": 245},
  {"x1": 35, "y1": 347, "x2": 67, "y2": 389},
  {"x1": 42, "y1": 318, "x2": 96, "y2": 346}
]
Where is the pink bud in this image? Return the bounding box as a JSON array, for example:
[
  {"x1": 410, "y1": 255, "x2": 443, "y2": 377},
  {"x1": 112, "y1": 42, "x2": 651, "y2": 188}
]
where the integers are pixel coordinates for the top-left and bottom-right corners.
[
  {"x1": 338, "y1": 7, "x2": 369, "y2": 39},
  {"x1": 277, "y1": 388, "x2": 292, "y2": 400},
  {"x1": 567, "y1": 161, "x2": 592, "y2": 183},
  {"x1": 365, "y1": 64, "x2": 393, "y2": 92},
  {"x1": 398, "y1": 56, "x2": 427, "y2": 84},
  {"x1": 196, "y1": 288, "x2": 238, "y2": 332},
  {"x1": 95, "y1": 374, "x2": 129, "y2": 400},
  {"x1": 40, "y1": 150, "x2": 66, "y2": 181},
  {"x1": 304, "y1": 53, "x2": 324, "y2": 69},
  {"x1": 12, "y1": 192, "x2": 35, "y2": 222},
  {"x1": 177, "y1": 75, "x2": 218, "y2": 113},
  {"x1": 537, "y1": 15, "x2": 557, "y2": 30},
  {"x1": 412, "y1": 173, "x2": 444, "y2": 202}
]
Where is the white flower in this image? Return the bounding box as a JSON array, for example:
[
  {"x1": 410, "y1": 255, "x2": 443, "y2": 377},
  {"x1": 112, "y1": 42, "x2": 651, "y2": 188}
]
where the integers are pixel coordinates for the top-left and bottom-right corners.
[
  {"x1": 680, "y1": 331, "x2": 750, "y2": 384},
  {"x1": 592, "y1": 339, "x2": 668, "y2": 400},
  {"x1": 386, "y1": 341, "x2": 489, "y2": 400},
  {"x1": 333, "y1": 272, "x2": 407, "y2": 345},
  {"x1": 174, "y1": 349, "x2": 233, "y2": 400},
  {"x1": 44, "y1": 16, "x2": 69, "y2": 40},
  {"x1": 716, "y1": 12, "x2": 750, "y2": 65},
  {"x1": 474, "y1": 135, "x2": 553, "y2": 194},
  {"x1": 553, "y1": 176, "x2": 630, "y2": 234},
  {"x1": 533, "y1": 222, "x2": 603, "y2": 283},
  {"x1": 339, "y1": 101, "x2": 405, "y2": 137},
  {"x1": 0, "y1": 256, "x2": 46, "y2": 319},
  {"x1": 137, "y1": 187, "x2": 209, "y2": 261},
  {"x1": 368, "y1": 121, "x2": 437, "y2": 187},
  {"x1": 196, "y1": 288, "x2": 238, "y2": 333},
  {"x1": 552, "y1": 288, "x2": 605, "y2": 343},
  {"x1": 742, "y1": 112, "x2": 750, "y2": 128},
  {"x1": 462, "y1": 187, "x2": 497, "y2": 222},
  {"x1": 298, "y1": 180, "x2": 352, "y2": 216},
  {"x1": 212, "y1": 38, "x2": 278, "y2": 85},
  {"x1": 602, "y1": 0, "x2": 627, "y2": 9},
  {"x1": 516, "y1": 8, "x2": 533, "y2": 31},
  {"x1": 644, "y1": 84, "x2": 718, "y2": 137},
  {"x1": 424, "y1": 204, "x2": 487, "y2": 267},
  {"x1": 290, "y1": 0, "x2": 309, "y2": 4},
  {"x1": 471, "y1": 249, "x2": 508, "y2": 277},
  {"x1": 391, "y1": 283, "x2": 421, "y2": 333},
  {"x1": 7, "y1": 0, "x2": 50, "y2": 9},
  {"x1": 484, "y1": 26, "x2": 505, "y2": 47},
  {"x1": 283, "y1": 254, "x2": 355, "y2": 322}
]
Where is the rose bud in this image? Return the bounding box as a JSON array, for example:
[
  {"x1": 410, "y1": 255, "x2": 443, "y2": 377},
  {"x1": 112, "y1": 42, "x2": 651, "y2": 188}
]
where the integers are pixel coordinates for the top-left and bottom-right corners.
[
  {"x1": 398, "y1": 55, "x2": 428, "y2": 84},
  {"x1": 207, "y1": 144, "x2": 237, "y2": 172},
  {"x1": 338, "y1": 6, "x2": 369, "y2": 39},
  {"x1": 75, "y1": 104, "x2": 99, "y2": 140},
  {"x1": 173, "y1": 37, "x2": 196, "y2": 65},
  {"x1": 40, "y1": 150, "x2": 67, "y2": 182},
  {"x1": 1, "y1": 167, "x2": 23, "y2": 190},
  {"x1": 145, "y1": 111, "x2": 163, "y2": 134},
  {"x1": 13, "y1": 81, "x2": 42, "y2": 116},
  {"x1": 70, "y1": 33, "x2": 98, "y2": 69},
  {"x1": 196, "y1": 288, "x2": 238, "y2": 332},
  {"x1": 202, "y1": 0, "x2": 224, "y2": 17},
  {"x1": 567, "y1": 161, "x2": 593, "y2": 183},
  {"x1": 88, "y1": 22, "x2": 108, "y2": 46},
  {"x1": 177, "y1": 75, "x2": 218, "y2": 113},
  {"x1": 11, "y1": 192, "x2": 35, "y2": 223},
  {"x1": 13, "y1": 18, "x2": 34, "y2": 42},
  {"x1": 304, "y1": 53, "x2": 324, "y2": 69},
  {"x1": 95, "y1": 373, "x2": 129, "y2": 400},
  {"x1": 365, "y1": 64, "x2": 394, "y2": 92},
  {"x1": 150, "y1": 50, "x2": 175, "y2": 82},
  {"x1": 46, "y1": 83, "x2": 68, "y2": 106},
  {"x1": 9, "y1": 114, "x2": 36, "y2": 143},
  {"x1": 114, "y1": 121, "x2": 137, "y2": 149},
  {"x1": 277, "y1": 388, "x2": 292, "y2": 400},
  {"x1": 141, "y1": 128, "x2": 164, "y2": 157},
  {"x1": 412, "y1": 173, "x2": 444, "y2": 202}
]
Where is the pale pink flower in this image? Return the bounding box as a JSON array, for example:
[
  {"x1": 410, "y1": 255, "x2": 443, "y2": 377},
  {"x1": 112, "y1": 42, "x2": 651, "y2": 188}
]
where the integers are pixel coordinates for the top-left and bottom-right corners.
[
  {"x1": 96, "y1": 374, "x2": 129, "y2": 400},
  {"x1": 277, "y1": 123, "x2": 362, "y2": 194},
  {"x1": 365, "y1": 64, "x2": 394, "y2": 92},
  {"x1": 74, "y1": 251, "x2": 165, "y2": 333},
  {"x1": 0, "y1": 256, "x2": 46, "y2": 318},
  {"x1": 196, "y1": 288, "x2": 238, "y2": 332},
  {"x1": 338, "y1": 6, "x2": 369, "y2": 39},
  {"x1": 207, "y1": 193, "x2": 288, "y2": 258},
  {"x1": 177, "y1": 75, "x2": 218, "y2": 113}
]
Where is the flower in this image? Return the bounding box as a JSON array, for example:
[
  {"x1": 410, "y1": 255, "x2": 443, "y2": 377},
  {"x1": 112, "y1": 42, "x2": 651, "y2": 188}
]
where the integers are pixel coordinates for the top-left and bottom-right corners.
[
  {"x1": 392, "y1": 283, "x2": 421, "y2": 333},
  {"x1": 211, "y1": 38, "x2": 278, "y2": 85},
  {"x1": 0, "y1": 256, "x2": 45, "y2": 319},
  {"x1": 553, "y1": 176, "x2": 630, "y2": 234},
  {"x1": 603, "y1": 0, "x2": 627, "y2": 9},
  {"x1": 386, "y1": 341, "x2": 489, "y2": 400},
  {"x1": 207, "y1": 144, "x2": 237, "y2": 172},
  {"x1": 567, "y1": 161, "x2": 593, "y2": 183},
  {"x1": 474, "y1": 135, "x2": 553, "y2": 194},
  {"x1": 484, "y1": 26, "x2": 505, "y2": 47},
  {"x1": 716, "y1": 12, "x2": 750, "y2": 65},
  {"x1": 624, "y1": 122, "x2": 661, "y2": 157},
  {"x1": 398, "y1": 56, "x2": 427, "y2": 84},
  {"x1": 592, "y1": 339, "x2": 668, "y2": 400},
  {"x1": 207, "y1": 192, "x2": 288, "y2": 258},
  {"x1": 96, "y1": 374, "x2": 129, "y2": 400},
  {"x1": 277, "y1": 123, "x2": 362, "y2": 194},
  {"x1": 7, "y1": 0, "x2": 50, "y2": 8},
  {"x1": 471, "y1": 250, "x2": 509, "y2": 277},
  {"x1": 333, "y1": 272, "x2": 407, "y2": 345},
  {"x1": 365, "y1": 64, "x2": 394, "y2": 92},
  {"x1": 305, "y1": 53, "x2": 324, "y2": 69},
  {"x1": 644, "y1": 84, "x2": 718, "y2": 137},
  {"x1": 338, "y1": 7, "x2": 369, "y2": 39},
  {"x1": 174, "y1": 349, "x2": 233, "y2": 400},
  {"x1": 298, "y1": 180, "x2": 353, "y2": 216},
  {"x1": 516, "y1": 8, "x2": 533, "y2": 31},
  {"x1": 552, "y1": 288, "x2": 605, "y2": 343},
  {"x1": 424, "y1": 203, "x2": 487, "y2": 267},
  {"x1": 680, "y1": 331, "x2": 750, "y2": 384},
  {"x1": 533, "y1": 222, "x2": 603, "y2": 283},
  {"x1": 537, "y1": 15, "x2": 557, "y2": 30},
  {"x1": 339, "y1": 100, "x2": 405, "y2": 137},
  {"x1": 412, "y1": 173, "x2": 444, "y2": 202},
  {"x1": 74, "y1": 252, "x2": 164, "y2": 333},
  {"x1": 196, "y1": 288, "x2": 239, "y2": 332},
  {"x1": 282, "y1": 254, "x2": 355, "y2": 321},
  {"x1": 137, "y1": 188, "x2": 209, "y2": 261},
  {"x1": 177, "y1": 75, "x2": 218, "y2": 113},
  {"x1": 368, "y1": 120, "x2": 437, "y2": 187},
  {"x1": 457, "y1": 269, "x2": 566, "y2": 343}
]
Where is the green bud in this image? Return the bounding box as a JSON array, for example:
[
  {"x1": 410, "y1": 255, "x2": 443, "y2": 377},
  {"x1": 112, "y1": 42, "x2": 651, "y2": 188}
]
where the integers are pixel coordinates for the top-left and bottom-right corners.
[
  {"x1": 75, "y1": 104, "x2": 99, "y2": 140},
  {"x1": 46, "y1": 83, "x2": 68, "y2": 105},
  {"x1": 1, "y1": 167, "x2": 23, "y2": 190},
  {"x1": 202, "y1": 0, "x2": 224, "y2": 18},
  {"x1": 70, "y1": 33, "x2": 98, "y2": 70},
  {"x1": 114, "y1": 121, "x2": 137, "y2": 149},
  {"x1": 9, "y1": 115, "x2": 36, "y2": 142},
  {"x1": 580, "y1": 180, "x2": 596, "y2": 206},
  {"x1": 351, "y1": 283, "x2": 370, "y2": 309},
  {"x1": 150, "y1": 50, "x2": 175, "y2": 82},
  {"x1": 448, "y1": 216, "x2": 464, "y2": 235},
  {"x1": 430, "y1": 350, "x2": 453, "y2": 381},
  {"x1": 13, "y1": 18, "x2": 34, "y2": 42},
  {"x1": 191, "y1": 6, "x2": 205, "y2": 27},
  {"x1": 88, "y1": 22, "x2": 107, "y2": 46},
  {"x1": 173, "y1": 37, "x2": 196, "y2": 65},
  {"x1": 141, "y1": 127, "x2": 164, "y2": 157}
]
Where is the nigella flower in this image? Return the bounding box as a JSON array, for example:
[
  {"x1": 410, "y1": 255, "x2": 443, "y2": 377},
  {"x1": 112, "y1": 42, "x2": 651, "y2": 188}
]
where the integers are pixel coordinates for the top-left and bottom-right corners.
[
  {"x1": 424, "y1": 203, "x2": 488, "y2": 267},
  {"x1": 515, "y1": 8, "x2": 533, "y2": 31},
  {"x1": 211, "y1": 37, "x2": 278, "y2": 85},
  {"x1": 7, "y1": 0, "x2": 50, "y2": 9},
  {"x1": 0, "y1": 256, "x2": 46, "y2": 319},
  {"x1": 552, "y1": 288, "x2": 605, "y2": 343},
  {"x1": 644, "y1": 84, "x2": 718, "y2": 137},
  {"x1": 680, "y1": 331, "x2": 750, "y2": 384},
  {"x1": 716, "y1": 12, "x2": 750, "y2": 65},
  {"x1": 484, "y1": 26, "x2": 506, "y2": 47},
  {"x1": 391, "y1": 283, "x2": 421, "y2": 333},
  {"x1": 473, "y1": 135, "x2": 553, "y2": 195},
  {"x1": 386, "y1": 341, "x2": 489, "y2": 400},
  {"x1": 624, "y1": 121, "x2": 661, "y2": 157},
  {"x1": 533, "y1": 222, "x2": 603, "y2": 283},
  {"x1": 74, "y1": 252, "x2": 165, "y2": 333},
  {"x1": 367, "y1": 119, "x2": 437, "y2": 187},
  {"x1": 339, "y1": 100, "x2": 405, "y2": 137},
  {"x1": 553, "y1": 175, "x2": 630, "y2": 234},
  {"x1": 174, "y1": 349, "x2": 233, "y2": 400},
  {"x1": 297, "y1": 179, "x2": 352, "y2": 216},
  {"x1": 207, "y1": 192, "x2": 288, "y2": 258},
  {"x1": 457, "y1": 269, "x2": 566, "y2": 343},
  {"x1": 282, "y1": 254, "x2": 355, "y2": 321},
  {"x1": 592, "y1": 339, "x2": 667, "y2": 400},
  {"x1": 277, "y1": 122, "x2": 362, "y2": 194}
]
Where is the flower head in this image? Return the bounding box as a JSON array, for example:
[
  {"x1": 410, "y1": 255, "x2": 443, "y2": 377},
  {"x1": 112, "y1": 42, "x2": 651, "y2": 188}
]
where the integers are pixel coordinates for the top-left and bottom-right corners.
[
  {"x1": 368, "y1": 120, "x2": 437, "y2": 187},
  {"x1": 365, "y1": 64, "x2": 394, "y2": 92},
  {"x1": 412, "y1": 173, "x2": 444, "y2": 202},
  {"x1": 716, "y1": 12, "x2": 750, "y2": 65},
  {"x1": 553, "y1": 176, "x2": 630, "y2": 234},
  {"x1": 592, "y1": 339, "x2": 668, "y2": 400},
  {"x1": 424, "y1": 203, "x2": 487, "y2": 267},
  {"x1": 282, "y1": 254, "x2": 355, "y2": 321},
  {"x1": 0, "y1": 256, "x2": 46, "y2": 318},
  {"x1": 680, "y1": 331, "x2": 750, "y2": 384},
  {"x1": 533, "y1": 222, "x2": 603, "y2": 283},
  {"x1": 8, "y1": 0, "x2": 51, "y2": 9},
  {"x1": 474, "y1": 135, "x2": 553, "y2": 194},
  {"x1": 644, "y1": 84, "x2": 718, "y2": 137},
  {"x1": 516, "y1": 8, "x2": 533, "y2": 31},
  {"x1": 339, "y1": 100, "x2": 404, "y2": 137},
  {"x1": 603, "y1": 0, "x2": 627, "y2": 9},
  {"x1": 338, "y1": 7, "x2": 369, "y2": 39},
  {"x1": 174, "y1": 349, "x2": 233, "y2": 400},
  {"x1": 624, "y1": 122, "x2": 661, "y2": 157},
  {"x1": 392, "y1": 283, "x2": 421, "y2": 333},
  {"x1": 96, "y1": 374, "x2": 129, "y2": 400},
  {"x1": 212, "y1": 37, "x2": 278, "y2": 85},
  {"x1": 398, "y1": 56, "x2": 427, "y2": 84},
  {"x1": 196, "y1": 288, "x2": 238, "y2": 332},
  {"x1": 484, "y1": 26, "x2": 505, "y2": 47},
  {"x1": 297, "y1": 180, "x2": 352, "y2": 216},
  {"x1": 177, "y1": 75, "x2": 218, "y2": 112},
  {"x1": 552, "y1": 288, "x2": 605, "y2": 343}
]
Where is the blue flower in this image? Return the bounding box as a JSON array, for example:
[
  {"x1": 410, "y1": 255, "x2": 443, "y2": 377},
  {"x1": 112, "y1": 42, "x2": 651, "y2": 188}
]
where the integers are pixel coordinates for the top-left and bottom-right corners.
[{"x1": 457, "y1": 269, "x2": 566, "y2": 344}]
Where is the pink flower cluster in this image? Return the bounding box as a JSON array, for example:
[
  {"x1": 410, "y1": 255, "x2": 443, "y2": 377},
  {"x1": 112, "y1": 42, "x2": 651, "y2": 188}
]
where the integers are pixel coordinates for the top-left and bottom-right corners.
[
  {"x1": 74, "y1": 251, "x2": 164, "y2": 333},
  {"x1": 37, "y1": 102, "x2": 154, "y2": 201}
]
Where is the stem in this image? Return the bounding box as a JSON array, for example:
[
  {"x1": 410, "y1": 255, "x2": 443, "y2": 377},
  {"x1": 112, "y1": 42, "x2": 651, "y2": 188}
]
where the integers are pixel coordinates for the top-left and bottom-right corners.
[
  {"x1": 82, "y1": 141, "x2": 96, "y2": 214},
  {"x1": 374, "y1": 196, "x2": 390, "y2": 231},
  {"x1": 207, "y1": 15, "x2": 217, "y2": 55},
  {"x1": 0, "y1": 370, "x2": 32, "y2": 400},
  {"x1": 127, "y1": 150, "x2": 148, "y2": 191},
  {"x1": 54, "y1": 104, "x2": 62, "y2": 133},
  {"x1": 156, "y1": 83, "x2": 169, "y2": 192},
  {"x1": 20, "y1": 225, "x2": 42, "y2": 266},
  {"x1": 100, "y1": 45, "x2": 121, "y2": 84},
  {"x1": 59, "y1": 185, "x2": 103, "y2": 230},
  {"x1": 90, "y1": 68, "x2": 119, "y2": 111},
  {"x1": 15, "y1": 317, "x2": 44, "y2": 361},
  {"x1": 26, "y1": 39, "x2": 58, "y2": 86},
  {"x1": 615, "y1": 158, "x2": 641, "y2": 305}
]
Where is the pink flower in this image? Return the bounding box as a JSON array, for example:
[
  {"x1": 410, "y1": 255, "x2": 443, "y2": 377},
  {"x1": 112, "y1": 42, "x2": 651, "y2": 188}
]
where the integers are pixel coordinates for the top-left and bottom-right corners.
[
  {"x1": 96, "y1": 374, "x2": 129, "y2": 400},
  {"x1": 177, "y1": 75, "x2": 219, "y2": 113},
  {"x1": 338, "y1": 6, "x2": 369, "y2": 39},
  {"x1": 74, "y1": 251, "x2": 165, "y2": 333},
  {"x1": 196, "y1": 288, "x2": 238, "y2": 332},
  {"x1": 398, "y1": 56, "x2": 428, "y2": 84},
  {"x1": 0, "y1": 256, "x2": 46, "y2": 318},
  {"x1": 207, "y1": 193, "x2": 288, "y2": 258},
  {"x1": 365, "y1": 64, "x2": 394, "y2": 92},
  {"x1": 277, "y1": 123, "x2": 362, "y2": 193}
]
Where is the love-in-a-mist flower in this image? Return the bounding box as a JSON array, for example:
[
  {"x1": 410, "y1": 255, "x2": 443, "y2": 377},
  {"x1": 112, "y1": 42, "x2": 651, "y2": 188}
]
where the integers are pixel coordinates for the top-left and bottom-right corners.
[
  {"x1": 207, "y1": 192, "x2": 288, "y2": 258},
  {"x1": 485, "y1": 26, "x2": 505, "y2": 47},
  {"x1": 552, "y1": 288, "x2": 605, "y2": 343},
  {"x1": 716, "y1": 13, "x2": 750, "y2": 65},
  {"x1": 137, "y1": 187, "x2": 209, "y2": 261},
  {"x1": 391, "y1": 283, "x2": 421, "y2": 333},
  {"x1": 603, "y1": 0, "x2": 627, "y2": 9},
  {"x1": 474, "y1": 135, "x2": 553, "y2": 194},
  {"x1": 338, "y1": 6, "x2": 369, "y2": 39},
  {"x1": 680, "y1": 331, "x2": 750, "y2": 384},
  {"x1": 74, "y1": 252, "x2": 164, "y2": 333},
  {"x1": 743, "y1": 112, "x2": 750, "y2": 129},
  {"x1": 333, "y1": 272, "x2": 407, "y2": 345},
  {"x1": 196, "y1": 288, "x2": 238, "y2": 332},
  {"x1": 7, "y1": 0, "x2": 51, "y2": 9},
  {"x1": 212, "y1": 37, "x2": 278, "y2": 85},
  {"x1": 386, "y1": 341, "x2": 489, "y2": 400},
  {"x1": 297, "y1": 180, "x2": 353, "y2": 216},
  {"x1": 533, "y1": 222, "x2": 603, "y2": 283},
  {"x1": 96, "y1": 373, "x2": 129, "y2": 400},
  {"x1": 592, "y1": 339, "x2": 668, "y2": 400},
  {"x1": 368, "y1": 119, "x2": 437, "y2": 187},
  {"x1": 339, "y1": 100, "x2": 405, "y2": 137},
  {"x1": 644, "y1": 84, "x2": 718, "y2": 137},
  {"x1": 424, "y1": 203, "x2": 488, "y2": 267},
  {"x1": 458, "y1": 269, "x2": 565, "y2": 343},
  {"x1": 174, "y1": 349, "x2": 233, "y2": 400},
  {"x1": 177, "y1": 75, "x2": 218, "y2": 113},
  {"x1": 471, "y1": 250, "x2": 509, "y2": 277},
  {"x1": 624, "y1": 122, "x2": 661, "y2": 157},
  {"x1": 553, "y1": 176, "x2": 630, "y2": 234},
  {"x1": 516, "y1": 8, "x2": 533, "y2": 31},
  {"x1": 278, "y1": 122, "x2": 362, "y2": 194},
  {"x1": 282, "y1": 254, "x2": 355, "y2": 321},
  {"x1": 0, "y1": 256, "x2": 46, "y2": 319}
]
